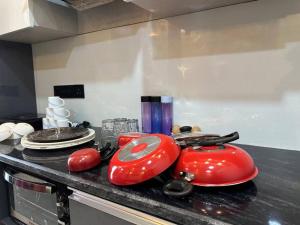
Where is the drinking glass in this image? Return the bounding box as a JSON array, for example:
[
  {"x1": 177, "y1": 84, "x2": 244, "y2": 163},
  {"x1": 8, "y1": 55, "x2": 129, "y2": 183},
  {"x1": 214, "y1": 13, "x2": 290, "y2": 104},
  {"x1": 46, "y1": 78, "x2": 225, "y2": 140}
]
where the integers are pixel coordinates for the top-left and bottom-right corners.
[
  {"x1": 127, "y1": 119, "x2": 139, "y2": 132},
  {"x1": 101, "y1": 119, "x2": 116, "y2": 148},
  {"x1": 113, "y1": 118, "x2": 129, "y2": 137}
]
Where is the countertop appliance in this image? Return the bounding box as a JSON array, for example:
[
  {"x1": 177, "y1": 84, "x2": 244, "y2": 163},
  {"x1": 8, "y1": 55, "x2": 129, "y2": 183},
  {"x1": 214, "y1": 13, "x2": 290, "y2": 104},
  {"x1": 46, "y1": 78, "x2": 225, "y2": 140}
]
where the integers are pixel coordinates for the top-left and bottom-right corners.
[{"x1": 3, "y1": 169, "x2": 70, "y2": 225}]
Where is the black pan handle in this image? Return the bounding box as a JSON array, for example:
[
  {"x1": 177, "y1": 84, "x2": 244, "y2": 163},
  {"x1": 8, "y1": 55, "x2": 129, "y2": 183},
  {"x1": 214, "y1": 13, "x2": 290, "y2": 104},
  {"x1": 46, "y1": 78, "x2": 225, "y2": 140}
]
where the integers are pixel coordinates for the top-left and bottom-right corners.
[
  {"x1": 179, "y1": 126, "x2": 192, "y2": 133},
  {"x1": 192, "y1": 132, "x2": 239, "y2": 146},
  {"x1": 163, "y1": 179, "x2": 193, "y2": 197},
  {"x1": 100, "y1": 143, "x2": 118, "y2": 161}
]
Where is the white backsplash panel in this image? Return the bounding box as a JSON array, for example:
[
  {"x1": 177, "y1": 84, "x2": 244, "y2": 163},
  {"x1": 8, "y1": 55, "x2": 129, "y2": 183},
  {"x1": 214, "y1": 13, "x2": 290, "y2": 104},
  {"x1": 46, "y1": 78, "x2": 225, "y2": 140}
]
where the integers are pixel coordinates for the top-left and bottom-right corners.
[{"x1": 33, "y1": 0, "x2": 300, "y2": 150}]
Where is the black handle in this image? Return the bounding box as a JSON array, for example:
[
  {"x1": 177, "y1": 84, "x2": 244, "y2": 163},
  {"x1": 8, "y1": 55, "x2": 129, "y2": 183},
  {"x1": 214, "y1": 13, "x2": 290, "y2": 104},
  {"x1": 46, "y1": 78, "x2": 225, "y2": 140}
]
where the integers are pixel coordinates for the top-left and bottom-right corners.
[
  {"x1": 163, "y1": 179, "x2": 193, "y2": 197},
  {"x1": 100, "y1": 143, "x2": 118, "y2": 161},
  {"x1": 76, "y1": 121, "x2": 91, "y2": 128},
  {"x1": 187, "y1": 132, "x2": 239, "y2": 147},
  {"x1": 179, "y1": 126, "x2": 192, "y2": 133}
]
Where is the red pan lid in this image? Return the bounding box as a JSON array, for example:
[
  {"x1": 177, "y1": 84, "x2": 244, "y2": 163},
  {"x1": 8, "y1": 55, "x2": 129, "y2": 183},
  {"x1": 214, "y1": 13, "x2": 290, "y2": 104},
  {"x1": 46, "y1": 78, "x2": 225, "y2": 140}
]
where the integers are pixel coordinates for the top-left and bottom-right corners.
[
  {"x1": 173, "y1": 144, "x2": 258, "y2": 187},
  {"x1": 108, "y1": 134, "x2": 180, "y2": 186}
]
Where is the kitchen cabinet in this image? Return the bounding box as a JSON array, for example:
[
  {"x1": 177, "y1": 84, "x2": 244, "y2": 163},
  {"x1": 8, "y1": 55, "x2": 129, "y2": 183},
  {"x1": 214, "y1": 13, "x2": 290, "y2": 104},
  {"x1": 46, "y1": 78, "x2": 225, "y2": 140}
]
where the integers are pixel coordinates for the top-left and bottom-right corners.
[
  {"x1": 77, "y1": 0, "x2": 258, "y2": 34},
  {"x1": 0, "y1": 0, "x2": 257, "y2": 43},
  {"x1": 126, "y1": 0, "x2": 256, "y2": 17},
  {"x1": 0, "y1": 41, "x2": 36, "y2": 118},
  {"x1": 76, "y1": 0, "x2": 258, "y2": 34},
  {"x1": 68, "y1": 188, "x2": 175, "y2": 225},
  {"x1": 0, "y1": 0, "x2": 77, "y2": 43}
]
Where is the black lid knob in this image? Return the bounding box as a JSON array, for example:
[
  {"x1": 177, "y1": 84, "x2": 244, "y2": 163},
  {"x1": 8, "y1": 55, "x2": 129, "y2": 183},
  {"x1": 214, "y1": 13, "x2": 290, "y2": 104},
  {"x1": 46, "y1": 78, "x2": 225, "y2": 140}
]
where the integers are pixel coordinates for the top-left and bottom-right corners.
[{"x1": 180, "y1": 126, "x2": 192, "y2": 133}]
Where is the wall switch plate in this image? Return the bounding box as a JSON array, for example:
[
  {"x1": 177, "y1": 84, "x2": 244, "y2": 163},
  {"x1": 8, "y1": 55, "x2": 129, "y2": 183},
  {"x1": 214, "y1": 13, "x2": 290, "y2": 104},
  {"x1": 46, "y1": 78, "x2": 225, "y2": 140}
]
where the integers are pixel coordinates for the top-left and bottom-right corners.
[{"x1": 54, "y1": 85, "x2": 85, "y2": 98}]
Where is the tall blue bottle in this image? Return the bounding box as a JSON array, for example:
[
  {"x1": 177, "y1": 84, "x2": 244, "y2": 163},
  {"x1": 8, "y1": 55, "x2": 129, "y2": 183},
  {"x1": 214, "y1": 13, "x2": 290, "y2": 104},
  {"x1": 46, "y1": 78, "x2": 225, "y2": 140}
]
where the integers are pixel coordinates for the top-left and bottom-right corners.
[
  {"x1": 161, "y1": 96, "x2": 173, "y2": 136},
  {"x1": 141, "y1": 96, "x2": 152, "y2": 133},
  {"x1": 150, "y1": 96, "x2": 162, "y2": 133}
]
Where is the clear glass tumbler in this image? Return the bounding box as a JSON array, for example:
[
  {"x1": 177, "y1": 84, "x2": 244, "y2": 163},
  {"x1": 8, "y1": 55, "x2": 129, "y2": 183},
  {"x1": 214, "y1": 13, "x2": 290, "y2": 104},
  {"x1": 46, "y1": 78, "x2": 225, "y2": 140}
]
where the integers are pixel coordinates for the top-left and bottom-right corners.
[
  {"x1": 127, "y1": 119, "x2": 139, "y2": 132},
  {"x1": 113, "y1": 118, "x2": 129, "y2": 137},
  {"x1": 101, "y1": 119, "x2": 116, "y2": 148}
]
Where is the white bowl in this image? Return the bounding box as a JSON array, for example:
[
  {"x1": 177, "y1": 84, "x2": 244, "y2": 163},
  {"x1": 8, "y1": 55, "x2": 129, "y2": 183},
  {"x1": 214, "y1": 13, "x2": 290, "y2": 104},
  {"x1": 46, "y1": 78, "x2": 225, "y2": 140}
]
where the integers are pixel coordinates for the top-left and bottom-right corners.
[
  {"x1": 0, "y1": 126, "x2": 13, "y2": 142},
  {"x1": 0, "y1": 123, "x2": 18, "y2": 139},
  {"x1": 13, "y1": 123, "x2": 34, "y2": 136},
  {"x1": 10, "y1": 132, "x2": 23, "y2": 139},
  {"x1": 0, "y1": 122, "x2": 16, "y2": 130}
]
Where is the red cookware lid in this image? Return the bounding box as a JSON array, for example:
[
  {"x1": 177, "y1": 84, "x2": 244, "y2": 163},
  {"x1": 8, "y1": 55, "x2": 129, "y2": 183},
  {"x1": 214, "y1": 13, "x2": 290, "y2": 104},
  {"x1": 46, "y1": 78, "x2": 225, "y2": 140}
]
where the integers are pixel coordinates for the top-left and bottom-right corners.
[
  {"x1": 68, "y1": 148, "x2": 101, "y2": 172},
  {"x1": 108, "y1": 134, "x2": 180, "y2": 185},
  {"x1": 118, "y1": 132, "x2": 145, "y2": 147},
  {"x1": 173, "y1": 144, "x2": 258, "y2": 187}
]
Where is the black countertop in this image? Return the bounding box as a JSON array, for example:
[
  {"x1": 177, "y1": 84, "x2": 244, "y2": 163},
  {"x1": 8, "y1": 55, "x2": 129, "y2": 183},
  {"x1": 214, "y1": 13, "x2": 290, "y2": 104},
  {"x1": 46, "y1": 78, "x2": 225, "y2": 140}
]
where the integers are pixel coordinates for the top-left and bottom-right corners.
[{"x1": 0, "y1": 140, "x2": 299, "y2": 225}]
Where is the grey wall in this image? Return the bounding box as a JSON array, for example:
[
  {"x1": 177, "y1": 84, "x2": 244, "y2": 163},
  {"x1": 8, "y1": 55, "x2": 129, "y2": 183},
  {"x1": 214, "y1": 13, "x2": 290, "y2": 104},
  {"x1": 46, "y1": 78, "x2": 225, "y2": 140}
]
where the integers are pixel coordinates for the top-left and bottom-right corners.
[{"x1": 0, "y1": 41, "x2": 37, "y2": 118}]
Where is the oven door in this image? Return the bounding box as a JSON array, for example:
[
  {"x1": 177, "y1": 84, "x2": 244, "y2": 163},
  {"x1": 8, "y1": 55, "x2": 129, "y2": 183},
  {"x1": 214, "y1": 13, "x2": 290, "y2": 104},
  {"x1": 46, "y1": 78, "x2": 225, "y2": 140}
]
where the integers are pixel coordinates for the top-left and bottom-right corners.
[
  {"x1": 3, "y1": 169, "x2": 59, "y2": 225},
  {"x1": 68, "y1": 188, "x2": 175, "y2": 225}
]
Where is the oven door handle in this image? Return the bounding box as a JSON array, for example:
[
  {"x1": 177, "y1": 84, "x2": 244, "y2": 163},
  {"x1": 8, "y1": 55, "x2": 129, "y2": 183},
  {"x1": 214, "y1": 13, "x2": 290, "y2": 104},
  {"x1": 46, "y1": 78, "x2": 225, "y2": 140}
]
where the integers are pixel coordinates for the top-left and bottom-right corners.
[{"x1": 3, "y1": 170, "x2": 55, "y2": 194}]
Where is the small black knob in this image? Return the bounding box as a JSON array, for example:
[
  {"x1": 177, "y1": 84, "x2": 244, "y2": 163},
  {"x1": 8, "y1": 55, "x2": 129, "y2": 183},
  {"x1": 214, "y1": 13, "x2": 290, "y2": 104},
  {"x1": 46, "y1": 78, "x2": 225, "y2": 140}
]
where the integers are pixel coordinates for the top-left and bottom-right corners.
[{"x1": 180, "y1": 126, "x2": 192, "y2": 133}]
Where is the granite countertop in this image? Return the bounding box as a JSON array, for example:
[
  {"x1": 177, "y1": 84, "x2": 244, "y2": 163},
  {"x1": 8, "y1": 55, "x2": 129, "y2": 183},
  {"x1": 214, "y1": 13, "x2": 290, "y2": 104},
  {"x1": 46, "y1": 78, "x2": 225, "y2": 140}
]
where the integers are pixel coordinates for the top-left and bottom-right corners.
[{"x1": 0, "y1": 140, "x2": 299, "y2": 225}]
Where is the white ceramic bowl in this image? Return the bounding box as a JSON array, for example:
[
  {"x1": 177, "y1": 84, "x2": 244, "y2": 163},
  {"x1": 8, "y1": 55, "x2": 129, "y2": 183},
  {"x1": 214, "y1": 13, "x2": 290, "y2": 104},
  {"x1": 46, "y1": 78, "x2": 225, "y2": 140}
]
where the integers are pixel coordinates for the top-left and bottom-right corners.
[
  {"x1": 0, "y1": 126, "x2": 13, "y2": 142},
  {"x1": 13, "y1": 123, "x2": 34, "y2": 136},
  {"x1": 0, "y1": 122, "x2": 16, "y2": 130},
  {"x1": 11, "y1": 132, "x2": 23, "y2": 139},
  {"x1": 0, "y1": 123, "x2": 22, "y2": 139}
]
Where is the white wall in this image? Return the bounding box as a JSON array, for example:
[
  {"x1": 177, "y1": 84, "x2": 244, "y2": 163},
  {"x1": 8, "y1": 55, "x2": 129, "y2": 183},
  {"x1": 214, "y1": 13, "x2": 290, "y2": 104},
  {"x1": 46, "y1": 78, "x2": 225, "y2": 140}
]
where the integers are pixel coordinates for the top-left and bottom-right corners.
[{"x1": 33, "y1": 0, "x2": 300, "y2": 150}]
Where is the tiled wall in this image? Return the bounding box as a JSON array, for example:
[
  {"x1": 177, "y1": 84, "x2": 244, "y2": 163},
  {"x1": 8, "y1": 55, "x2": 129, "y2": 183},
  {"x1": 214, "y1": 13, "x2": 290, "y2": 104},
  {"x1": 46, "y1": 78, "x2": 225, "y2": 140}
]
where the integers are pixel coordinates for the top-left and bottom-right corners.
[{"x1": 33, "y1": 0, "x2": 300, "y2": 150}]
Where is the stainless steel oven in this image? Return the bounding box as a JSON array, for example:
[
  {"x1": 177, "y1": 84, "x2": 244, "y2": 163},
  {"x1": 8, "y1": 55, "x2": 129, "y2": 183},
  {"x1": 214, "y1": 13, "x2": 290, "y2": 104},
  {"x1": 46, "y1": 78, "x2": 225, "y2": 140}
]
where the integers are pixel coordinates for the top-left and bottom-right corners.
[
  {"x1": 68, "y1": 188, "x2": 175, "y2": 225},
  {"x1": 3, "y1": 169, "x2": 70, "y2": 225}
]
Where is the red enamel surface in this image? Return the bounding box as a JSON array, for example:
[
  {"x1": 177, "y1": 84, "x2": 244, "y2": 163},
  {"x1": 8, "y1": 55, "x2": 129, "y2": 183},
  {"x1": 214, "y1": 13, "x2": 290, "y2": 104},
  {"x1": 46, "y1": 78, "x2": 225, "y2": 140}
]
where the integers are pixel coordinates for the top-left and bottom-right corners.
[
  {"x1": 173, "y1": 144, "x2": 258, "y2": 186},
  {"x1": 118, "y1": 133, "x2": 145, "y2": 148},
  {"x1": 130, "y1": 143, "x2": 148, "y2": 153},
  {"x1": 68, "y1": 148, "x2": 101, "y2": 172},
  {"x1": 108, "y1": 134, "x2": 180, "y2": 186}
]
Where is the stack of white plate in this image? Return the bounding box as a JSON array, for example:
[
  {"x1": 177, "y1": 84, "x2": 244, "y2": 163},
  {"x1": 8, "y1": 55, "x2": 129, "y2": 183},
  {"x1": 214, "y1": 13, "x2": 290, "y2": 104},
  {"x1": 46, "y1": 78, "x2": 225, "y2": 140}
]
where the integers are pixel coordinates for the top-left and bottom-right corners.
[{"x1": 21, "y1": 129, "x2": 95, "y2": 150}]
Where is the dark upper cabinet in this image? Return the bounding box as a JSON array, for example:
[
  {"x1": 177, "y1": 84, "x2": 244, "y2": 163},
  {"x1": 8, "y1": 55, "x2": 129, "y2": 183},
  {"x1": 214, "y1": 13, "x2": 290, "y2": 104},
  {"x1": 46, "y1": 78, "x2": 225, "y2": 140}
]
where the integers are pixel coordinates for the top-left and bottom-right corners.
[{"x1": 0, "y1": 41, "x2": 37, "y2": 118}]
